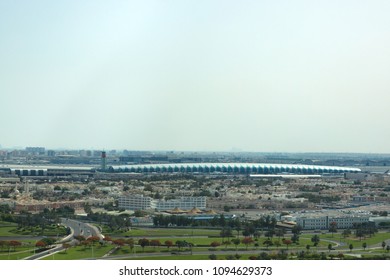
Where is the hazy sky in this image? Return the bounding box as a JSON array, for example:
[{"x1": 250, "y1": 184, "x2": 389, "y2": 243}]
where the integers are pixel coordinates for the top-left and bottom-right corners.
[{"x1": 1, "y1": 1, "x2": 390, "y2": 153}]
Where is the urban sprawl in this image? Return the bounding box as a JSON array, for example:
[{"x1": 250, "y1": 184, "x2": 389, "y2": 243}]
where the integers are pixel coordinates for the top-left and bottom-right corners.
[{"x1": 1, "y1": 147, "x2": 390, "y2": 260}]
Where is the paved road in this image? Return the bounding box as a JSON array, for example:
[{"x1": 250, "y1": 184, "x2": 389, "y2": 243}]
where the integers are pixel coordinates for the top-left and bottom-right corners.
[
  {"x1": 61, "y1": 218, "x2": 104, "y2": 239},
  {"x1": 23, "y1": 244, "x2": 64, "y2": 260},
  {"x1": 22, "y1": 219, "x2": 104, "y2": 260}
]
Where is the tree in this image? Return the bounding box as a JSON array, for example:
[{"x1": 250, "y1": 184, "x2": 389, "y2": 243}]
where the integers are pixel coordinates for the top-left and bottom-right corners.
[
  {"x1": 291, "y1": 225, "x2": 302, "y2": 235},
  {"x1": 275, "y1": 228, "x2": 285, "y2": 240},
  {"x1": 306, "y1": 244, "x2": 311, "y2": 251},
  {"x1": 328, "y1": 244, "x2": 333, "y2": 252},
  {"x1": 263, "y1": 239, "x2": 273, "y2": 249},
  {"x1": 233, "y1": 218, "x2": 241, "y2": 238},
  {"x1": 220, "y1": 228, "x2": 232, "y2": 242},
  {"x1": 232, "y1": 238, "x2": 240, "y2": 250},
  {"x1": 329, "y1": 221, "x2": 337, "y2": 237},
  {"x1": 222, "y1": 240, "x2": 231, "y2": 249},
  {"x1": 113, "y1": 239, "x2": 125, "y2": 248},
  {"x1": 283, "y1": 239, "x2": 292, "y2": 250},
  {"x1": 242, "y1": 237, "x2": 254, "y2": 250},
  {"x1": 210, "y1": 241, "x2": 221, "y2": 249},
  {"x1": 291, "y1": 234, "x2": 299, "y2": 244},
  {"x1": 209, "y1": 254, "x2": 217, "y2": 260},
  {"x1": 9, "y1": 240, "x2": 21, "y2": 251},
  {"x1": 311, "y1": 235, "x2": 320, "y2": 247},
  {"x1": 125, "y1": 238, "x2": 135, "y2": 252},
  {"x1": 81, "y1": 240, "x2": 91, "y2": 248},
  {"x1": 150, "y1": 239, "x2": 161, "y2": 250},
  {"x1": 87, "y1": 236, "x2": 100, "y2": 244},
  {"x1": 138, "y1": 238, "x2": 150, "y2": 252},
  {"x1": 342, "y1": 229, "x2": 351, "y2": 239},
  {"x1": 41, "y1": 237, "x2": 56, "y2": 247},
  {"x1": 362, "y1": 242, "x2": 367, "y2": 251},
  {"x1": 382, "y1": 241, "x2": 386, "y2": 251},
  {"x1": 164, "y1": 240, "x2": 173, "y2": 251},
  {"x1": 355, "y1": 228, "x2": 365, "y2": 241},
  {"x1": 349, "y1": 244, "x2": 353, "y2": 252},
  {"x1": 35, "y1": 241, "x2": 46, "y2": 250},
  {"x1": 175, "y1": 240, "x2": 188, "y2": 251}
]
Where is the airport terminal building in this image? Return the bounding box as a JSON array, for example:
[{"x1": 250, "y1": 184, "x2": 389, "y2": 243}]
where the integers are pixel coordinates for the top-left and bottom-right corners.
[{"x1": 109, "y1": 163, "x2": 361, "y2": 175}]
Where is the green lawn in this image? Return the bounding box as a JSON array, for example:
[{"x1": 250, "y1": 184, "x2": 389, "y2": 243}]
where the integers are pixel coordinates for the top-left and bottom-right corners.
[
  {"x1": 9, "y1": 224, "x2": 67, "y2": 236},
  {"x1": 304, "y1": 232, "x2": 390, "y2": 249},
  {"x1": 0, "y1": 222, "x2": 20, "y2": 237},
  {"x1": 0, "y1": 250, "x2": 35, "y2": 260},
  {"x1": 101, "y1": 226, "x2": 221, "y2": 237},
  {"x1": 0, "y1": 241, "x2": 37, "y2": 260},
  {"x1": 42, "y1": 244, "x2": 116, "y2": 260}
]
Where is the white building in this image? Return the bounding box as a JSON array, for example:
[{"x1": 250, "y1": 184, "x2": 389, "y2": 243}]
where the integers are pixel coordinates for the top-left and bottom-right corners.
[
  {"x1": 295, "y1": 213, "x2": 370, "y2": 230},
  {"x1": 118, "y1": 195, "x2": 206, "y2": 211},
  {"x1": 118, "y1": 195, "x2": 155, "y2": 210},
  {"x1": 156, "y1": 196, "x2": 206, "y2": 211}
]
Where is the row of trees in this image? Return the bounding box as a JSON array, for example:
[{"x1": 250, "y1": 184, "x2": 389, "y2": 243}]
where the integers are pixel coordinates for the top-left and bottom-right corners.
[
  {"x1": 152, "y1": 214, "x2": 278, "y2": 232},
  {"x1": 87, "y1": 212, "x2": 132, "y2": 232},
  {"x1": 0, "y1": 240, "x2": 22, "y2": 252},
  {"x1": 15, "y1": 206, "x2": 76, "y2": 229}
]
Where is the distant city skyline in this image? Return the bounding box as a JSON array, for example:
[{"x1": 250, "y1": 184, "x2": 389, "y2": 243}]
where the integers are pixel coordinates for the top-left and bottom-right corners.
[{"x1": 1, "y1": 1, "x2": 390, "y2": 153}]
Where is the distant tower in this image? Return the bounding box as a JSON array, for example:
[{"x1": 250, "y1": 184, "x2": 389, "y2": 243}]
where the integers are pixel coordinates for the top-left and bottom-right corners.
[{"x1": 101, "y1": 151, "x2": 107, "y2": 171}]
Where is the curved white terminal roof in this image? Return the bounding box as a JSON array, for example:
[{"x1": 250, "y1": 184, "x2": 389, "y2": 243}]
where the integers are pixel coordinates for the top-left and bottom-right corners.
[{"x1": 109, "y1": 163, "x2": 361, "y2": 175}]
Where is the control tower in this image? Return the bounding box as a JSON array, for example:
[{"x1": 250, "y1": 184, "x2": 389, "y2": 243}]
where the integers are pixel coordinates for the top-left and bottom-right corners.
[{"x1": 101, "y1": 151, "x2": 107, "y2": 171}]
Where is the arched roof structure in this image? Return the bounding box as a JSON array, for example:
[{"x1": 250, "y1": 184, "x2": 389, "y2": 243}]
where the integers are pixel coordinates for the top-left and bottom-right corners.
[{"x1": 108, "y1": 163, "x2": 361, "y2": 175}]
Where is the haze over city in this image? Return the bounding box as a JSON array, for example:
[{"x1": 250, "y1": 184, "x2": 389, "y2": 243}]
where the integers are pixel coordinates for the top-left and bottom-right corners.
[{"x1": 1, "y1": 1, "x2": 389, "y2": 153}]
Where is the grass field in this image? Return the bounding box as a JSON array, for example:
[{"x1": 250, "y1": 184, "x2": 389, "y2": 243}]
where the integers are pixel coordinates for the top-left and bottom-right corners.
[
  {"x1": 0, "y1": 222, "x2": 67, "y2": 237},
  {"x1": 8, "y1": 226, "x2": 389, "y2": 260},
  {"x1": 0, "y1": 240, "x2": 36, "y2": 260},
  {"x1": 0, "y1": 222, "x2": 20, "y2": 237},
  {"x1": 9, "y1": 224, "x2": 67, "y2": 236},
  {"x1": 100, "y1": 226, "x2": 221, "y2": 237},
  {"x1": 41, "y1": 244, "x2": 116, "y2": 260}
]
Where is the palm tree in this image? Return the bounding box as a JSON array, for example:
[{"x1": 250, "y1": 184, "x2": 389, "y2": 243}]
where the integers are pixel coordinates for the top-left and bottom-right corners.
[
  {"x1": 311, "y1": 235, "x2": 320, "y2": 247},
  {"x1": 232, "y1": 238, "x2": 240, "y2": 250}
]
